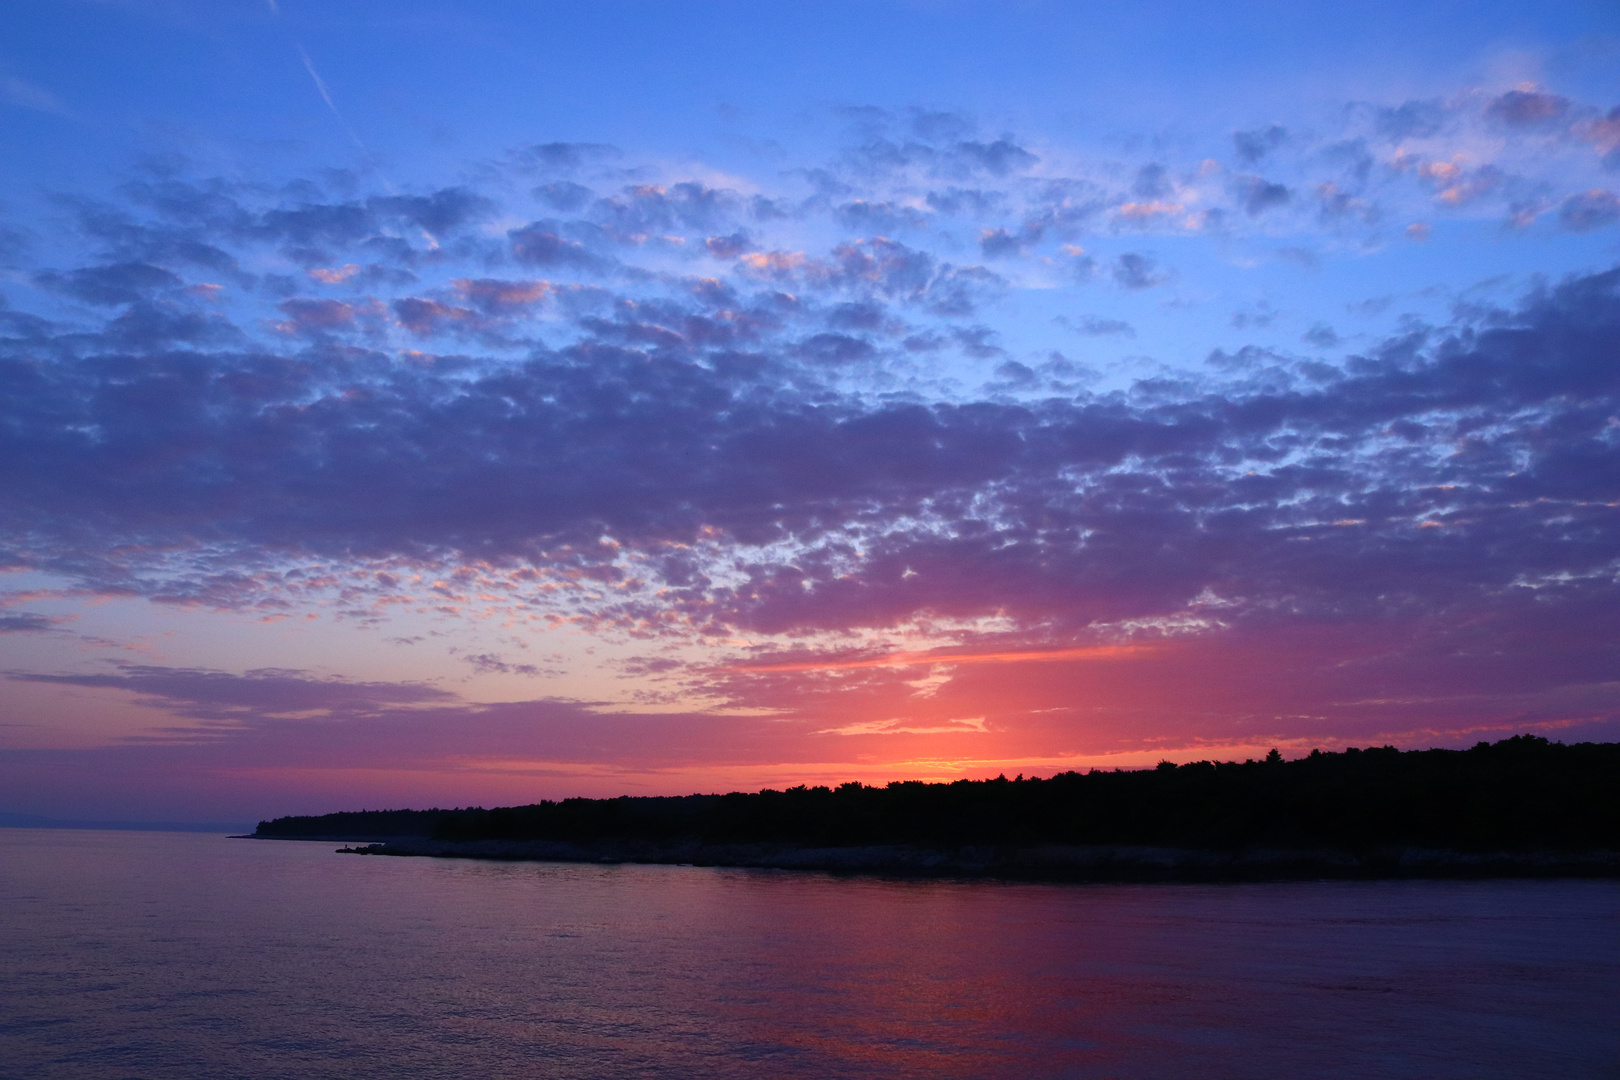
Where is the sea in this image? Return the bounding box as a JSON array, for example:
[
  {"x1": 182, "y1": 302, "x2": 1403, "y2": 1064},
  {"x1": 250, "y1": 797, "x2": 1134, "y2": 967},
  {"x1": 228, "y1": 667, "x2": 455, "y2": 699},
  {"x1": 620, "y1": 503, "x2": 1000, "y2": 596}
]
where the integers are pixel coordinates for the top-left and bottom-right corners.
[{"x1": 1, "y1": 827, "x2": 1615, "y2": 1080}]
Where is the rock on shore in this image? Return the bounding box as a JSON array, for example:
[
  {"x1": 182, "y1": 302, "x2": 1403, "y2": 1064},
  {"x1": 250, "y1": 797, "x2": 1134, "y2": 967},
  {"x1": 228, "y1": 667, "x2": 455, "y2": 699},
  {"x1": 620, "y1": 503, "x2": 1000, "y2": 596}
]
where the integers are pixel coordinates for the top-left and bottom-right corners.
[{"x1": 333, "y1": 837, "x2": 1620, "y2": 881}]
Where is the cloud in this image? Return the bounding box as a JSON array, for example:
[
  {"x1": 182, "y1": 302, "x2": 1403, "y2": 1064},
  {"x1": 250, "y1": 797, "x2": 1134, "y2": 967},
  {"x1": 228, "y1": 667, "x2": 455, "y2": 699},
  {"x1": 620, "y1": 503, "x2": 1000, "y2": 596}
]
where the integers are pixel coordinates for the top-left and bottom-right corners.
[
  {"x1": 258, "y1": 202, "x2": 375, "y2": 249},
  {"x1": 1302, "y1": 323, "x2": 1340, "y2": 348},
  {"x1": 1583, "y1": 108, "x2": 1620, "y2": 169},
  {"x1": 462, "y1": 653, "x2": 542, "y2": 677},
  {"x1": 1112, "y1": 252, "x2": 1169, "y2": 289},
  {"x1": 1114, "y1": 200, "x2": 1184, "y2": 225},
  {"x1": 1235, "y1": 175, "x2": 1291, "y2": 216},
  {"x1": 1486, "y1": 87, "x2": 1570, "y2": 128},
  {"x1": 1132, "y1": 164, "x2": 1172, "y2": 198},
  {"x1": 2, "y1": 132, "x2": 1619, "y2": 734},
  {"x1": 1559, "y1": 189, "x2": 1620, "y2": 233},
  {"x1": 369, "y1": 188, "x2": 496, "y2": 237},
  {"x1": 34, "y1": 262, "x2": 182, "y2": 305},
  {"x1": 5, "y1": 117, "x2": 1620, "y2": 802},
  {"x1": 925, "y1": 188, "x2": 1003, "y2": 217},
  {"x1": 704, "y1": 231, "x2": 753, "y2": 258},
  {"x1": 1376, "y1": 99, "x2": 1448, "y2": 140},
  {"x1": 910, "y1": 109, "x2": 974, "y2": 143},
  {"x1": 0, "y1": 613, "x2": 59, "y2": 633},
  {"x1": 452, "y1": 278, "x2": 552, "y2": 313},
  {"x1": 11, "y1": 665, "x2": 455, "y2": 721},
  {"x1": 949, "y1": 139, "x2": 1038, "y2": 177},
  {"x1": 0, "y1": 664, "x2": 842, "y2": 807},
  {"x1": 1315, "y1": 179, "x2": 1374, "y2": 228},
  {"x1": 1422, "y1": 162, "x2": 1501, "y2": 207},
  {"x1": 595, "y1": 182, "x2": 741, "y2": 236},
  {"x1": 838, "y1": 200, "x2": 929, "y2": 232},
  {"x1": 392, "y1": 297, "x2": 479, "y2": 336},
  {"x1": 816, "y1": 237, "x2": 1004, "y2": 315},
  {"x1": 742, "y1": 644, "x2": 1144, "y2": 673},
  {"x1": 1069, "y1": 316, "x2": 1135, "y2": 337},
  {"x1": 794, "y1": 332, "x2": 876, "y2": 365},
  {"x1": 277, "y1": 296, "x2": 358, "y2": 329},
  {"x1": 978, "y1": 226, "x2": 1034, "y2": 257},
  {"x1": 1233, "y1": 125, "x2": 1287, "y2": 164},
  {"x1": 309, "y1": 264, "x2": 361, "y2": 284},
  {"x1": 517, "y1": 142, "x2": 620, "y2": 173},
  {"x1": 509, "y1": 223, "x2": 607, "y2": 269},
  {"x1": 535, "y1": 181, "x2": 595, "y2": 212},
  {"x1": 825, "y1": 301, "x2": 888, "y2": 331},
  {"x1": 817, "y1": 716, "x2": 988, "y2": 736}
]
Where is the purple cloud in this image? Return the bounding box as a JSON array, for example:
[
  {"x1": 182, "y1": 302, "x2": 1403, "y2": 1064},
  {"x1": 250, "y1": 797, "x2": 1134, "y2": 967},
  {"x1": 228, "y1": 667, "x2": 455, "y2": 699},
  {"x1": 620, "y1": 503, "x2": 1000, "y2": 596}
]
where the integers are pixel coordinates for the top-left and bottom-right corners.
[
  {"x1": 1559, "y1": 189, "x2": 1620, "y2": 232},
  {"x1": 0, "y1": 613, "x2": 59, "y2": 633},
  {"x1": 11, "y1": 665, "x2": 455, "y2": 721},
  {"x1": 1486, "y1": 88, "x2": 1570, "y2": 128},
  {"x1": 0, "y1": 122, "x2": 1616, "y2": 745}
]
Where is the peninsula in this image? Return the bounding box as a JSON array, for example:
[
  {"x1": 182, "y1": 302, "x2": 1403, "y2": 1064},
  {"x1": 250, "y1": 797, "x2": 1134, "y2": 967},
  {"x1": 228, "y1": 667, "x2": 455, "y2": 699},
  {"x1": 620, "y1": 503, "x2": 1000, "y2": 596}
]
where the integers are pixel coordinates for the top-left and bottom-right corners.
[{"x1": 251, "y1": 735, "x2": 1620, "y2": 881}]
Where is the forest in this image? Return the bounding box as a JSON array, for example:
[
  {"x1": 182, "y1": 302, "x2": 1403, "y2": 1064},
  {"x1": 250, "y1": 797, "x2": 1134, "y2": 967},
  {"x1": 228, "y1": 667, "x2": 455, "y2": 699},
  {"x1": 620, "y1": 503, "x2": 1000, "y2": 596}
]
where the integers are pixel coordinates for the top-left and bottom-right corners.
[{"x1": 255, "y1": 735, "x2": 1619, "y2": 853}]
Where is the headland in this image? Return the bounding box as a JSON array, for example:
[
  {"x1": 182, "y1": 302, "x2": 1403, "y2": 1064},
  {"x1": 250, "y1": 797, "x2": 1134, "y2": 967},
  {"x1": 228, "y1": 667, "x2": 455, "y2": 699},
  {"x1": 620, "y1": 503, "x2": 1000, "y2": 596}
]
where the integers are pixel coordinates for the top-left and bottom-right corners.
[{"x1": 250, "y1": 735, "x2": 1620, "y2": 882}]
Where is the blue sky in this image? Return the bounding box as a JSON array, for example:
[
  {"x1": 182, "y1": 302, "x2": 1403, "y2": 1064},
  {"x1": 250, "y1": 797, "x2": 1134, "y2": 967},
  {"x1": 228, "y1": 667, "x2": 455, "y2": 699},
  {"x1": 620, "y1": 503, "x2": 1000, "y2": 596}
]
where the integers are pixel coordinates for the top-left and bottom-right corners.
[
  {"x1": 7, "y1": 2, "x2": 1618, "y2": 177},
  {"x1": 2, "y1": 0, "x2": 1619, "y2": 822}
]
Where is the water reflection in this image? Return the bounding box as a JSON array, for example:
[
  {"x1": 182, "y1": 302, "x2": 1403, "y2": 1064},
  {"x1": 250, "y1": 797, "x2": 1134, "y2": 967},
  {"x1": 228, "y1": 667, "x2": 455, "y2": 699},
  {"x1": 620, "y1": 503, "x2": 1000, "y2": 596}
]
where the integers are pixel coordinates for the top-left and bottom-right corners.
[{"x1": 1, "y1": 829, "x2": 1615, "y2": 1079}]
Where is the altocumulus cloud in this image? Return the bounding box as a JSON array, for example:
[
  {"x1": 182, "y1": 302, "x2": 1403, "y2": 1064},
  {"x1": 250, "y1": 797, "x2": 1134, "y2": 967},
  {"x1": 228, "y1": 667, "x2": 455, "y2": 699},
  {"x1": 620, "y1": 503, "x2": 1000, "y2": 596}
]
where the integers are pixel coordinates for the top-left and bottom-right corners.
[{"x1": 0, "y1": 97, "x2": 1617, "y2": 731}]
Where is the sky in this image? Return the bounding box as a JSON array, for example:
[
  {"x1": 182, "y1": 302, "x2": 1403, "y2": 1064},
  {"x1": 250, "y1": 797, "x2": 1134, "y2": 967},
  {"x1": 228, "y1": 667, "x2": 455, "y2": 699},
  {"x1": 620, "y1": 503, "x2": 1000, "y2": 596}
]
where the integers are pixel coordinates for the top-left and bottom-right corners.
[{"x1": 2, "y1": 0, "x2": 1619, "y2": 824}]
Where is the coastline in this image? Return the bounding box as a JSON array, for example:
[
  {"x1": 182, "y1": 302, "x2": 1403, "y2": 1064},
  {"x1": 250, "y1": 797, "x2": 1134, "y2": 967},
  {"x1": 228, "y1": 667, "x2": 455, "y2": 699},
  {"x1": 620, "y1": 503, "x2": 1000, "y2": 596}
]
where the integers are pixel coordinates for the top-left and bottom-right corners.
[
  {"x1": 246, "y1": 739, "x2": 1620, "y2": 882},
  {"x1": 315, "y1": 836, "x2": 1620, "y2": 882}
]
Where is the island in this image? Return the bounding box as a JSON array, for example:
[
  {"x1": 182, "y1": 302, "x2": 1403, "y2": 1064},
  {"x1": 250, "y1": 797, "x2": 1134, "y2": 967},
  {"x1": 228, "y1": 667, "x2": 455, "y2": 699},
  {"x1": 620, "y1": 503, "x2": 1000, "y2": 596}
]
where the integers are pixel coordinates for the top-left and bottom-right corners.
[{"x1": 249, "y1": 735, "x2": 1620, "y2": 881}]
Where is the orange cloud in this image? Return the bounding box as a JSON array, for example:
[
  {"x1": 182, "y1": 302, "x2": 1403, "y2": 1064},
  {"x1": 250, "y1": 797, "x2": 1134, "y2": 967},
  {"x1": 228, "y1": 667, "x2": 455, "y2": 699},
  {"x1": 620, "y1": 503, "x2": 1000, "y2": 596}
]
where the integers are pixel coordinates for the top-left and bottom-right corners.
[
  {"x1": 452, "y1": 278, "x2": 551, "y2": 309},
  {"x1": 1115, "y1": 200, "x2": 1184, "y2": 223},
  {"x1": 816, "y1": 716, "x2": 989, "y2": 736},
  {"x1": 736, "y1": 250, "x2": 807, "y2": 277},
  {"x1": 737, "y1": 643, "x2": 1151, "y2": 673},
  {"x1": 309, "y1": 264, "x2": 361, "y2": 284}
]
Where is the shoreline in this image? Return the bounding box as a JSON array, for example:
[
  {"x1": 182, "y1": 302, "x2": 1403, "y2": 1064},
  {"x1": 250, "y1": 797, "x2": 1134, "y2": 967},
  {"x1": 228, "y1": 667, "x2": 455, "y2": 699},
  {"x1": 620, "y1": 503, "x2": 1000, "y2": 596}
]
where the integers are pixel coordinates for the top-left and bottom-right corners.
[{"x1": 309, "y1": 836, "x2": 1620, "y2": 882}]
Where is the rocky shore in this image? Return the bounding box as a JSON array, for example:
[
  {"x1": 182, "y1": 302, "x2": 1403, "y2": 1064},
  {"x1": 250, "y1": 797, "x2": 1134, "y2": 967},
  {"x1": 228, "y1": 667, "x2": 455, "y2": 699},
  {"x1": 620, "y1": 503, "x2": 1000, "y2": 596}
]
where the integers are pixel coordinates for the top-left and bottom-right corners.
[{"x1": 330, "y1": 836, "x2": 1620, "y2": 882}]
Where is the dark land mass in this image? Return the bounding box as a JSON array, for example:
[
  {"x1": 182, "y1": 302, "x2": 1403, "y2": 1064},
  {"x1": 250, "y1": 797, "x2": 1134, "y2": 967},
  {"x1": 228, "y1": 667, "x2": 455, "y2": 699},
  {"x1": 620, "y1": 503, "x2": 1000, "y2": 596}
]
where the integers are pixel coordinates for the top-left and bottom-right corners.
[{"x1": 251, "y1": 735, "x2": 1620, "y2": 881}]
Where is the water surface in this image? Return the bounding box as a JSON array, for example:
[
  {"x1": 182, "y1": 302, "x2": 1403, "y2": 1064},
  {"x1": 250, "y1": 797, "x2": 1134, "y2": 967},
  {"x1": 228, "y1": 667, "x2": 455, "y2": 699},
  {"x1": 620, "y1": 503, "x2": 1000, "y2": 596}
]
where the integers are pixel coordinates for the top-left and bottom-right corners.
[{"x1": 1, "y1": 828, "x2": 1615, "y2": 1079}]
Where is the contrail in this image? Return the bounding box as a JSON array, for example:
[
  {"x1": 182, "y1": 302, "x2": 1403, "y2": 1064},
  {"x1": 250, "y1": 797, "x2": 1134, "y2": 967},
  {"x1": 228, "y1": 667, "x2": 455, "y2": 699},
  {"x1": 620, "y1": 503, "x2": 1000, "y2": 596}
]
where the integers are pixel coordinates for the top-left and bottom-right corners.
[
  {"x1": 266, "y1": 0, "x2": 368, "y2": 157},
  {"x1": 294, "y1": 42, "x2": 366, "y2": 153}
]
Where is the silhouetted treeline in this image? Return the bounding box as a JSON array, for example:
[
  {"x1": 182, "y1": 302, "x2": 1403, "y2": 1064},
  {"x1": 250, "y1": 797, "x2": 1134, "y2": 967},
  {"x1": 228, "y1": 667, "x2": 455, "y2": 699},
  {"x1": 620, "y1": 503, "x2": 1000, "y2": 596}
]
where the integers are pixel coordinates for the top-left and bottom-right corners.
[
  {"x1": 253, "y1": 807, "x2": 451, "y2": 839},
  {"x1": 255, "y1": 735, "x2": 1620, "y2": 852}
]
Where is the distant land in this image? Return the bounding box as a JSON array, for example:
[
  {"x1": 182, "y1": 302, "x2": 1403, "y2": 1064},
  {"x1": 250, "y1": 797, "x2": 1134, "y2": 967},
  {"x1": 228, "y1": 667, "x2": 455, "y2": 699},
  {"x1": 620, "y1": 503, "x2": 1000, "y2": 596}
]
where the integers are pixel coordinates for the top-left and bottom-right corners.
[{"x1": 251, "y1": 736, "x2": 1620, "y2": 881}]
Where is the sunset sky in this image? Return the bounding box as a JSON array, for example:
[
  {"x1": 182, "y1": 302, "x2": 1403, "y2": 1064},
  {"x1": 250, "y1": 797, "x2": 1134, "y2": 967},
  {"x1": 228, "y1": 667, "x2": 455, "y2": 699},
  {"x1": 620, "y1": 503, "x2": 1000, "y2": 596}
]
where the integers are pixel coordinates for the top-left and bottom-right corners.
[{"x1": 3, "y1": 0, "x2": 1619, "y2": 824}]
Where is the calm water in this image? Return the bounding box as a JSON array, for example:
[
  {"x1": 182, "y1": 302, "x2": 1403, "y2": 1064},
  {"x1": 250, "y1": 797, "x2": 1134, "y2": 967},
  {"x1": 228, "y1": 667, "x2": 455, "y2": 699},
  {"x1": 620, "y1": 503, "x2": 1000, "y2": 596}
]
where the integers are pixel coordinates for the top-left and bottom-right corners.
[{"x1": 1, "y1": 829, "x2": 1616, "y2": 1079}]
